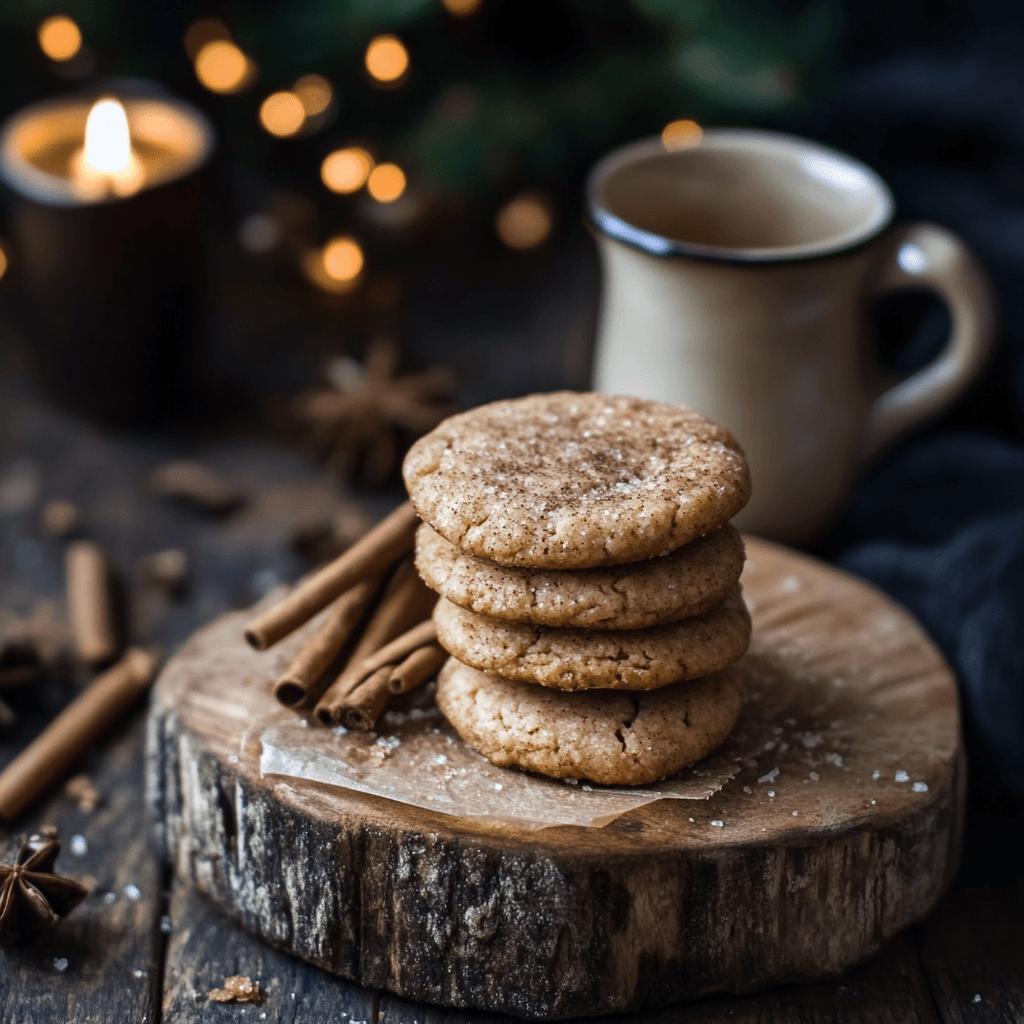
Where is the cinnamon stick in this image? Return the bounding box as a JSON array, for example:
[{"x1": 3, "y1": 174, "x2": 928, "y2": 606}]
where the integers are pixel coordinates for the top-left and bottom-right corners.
[
  {"x1": 314, "y1": 559, "x2": 436, "y2": 725},
  {"x1": 388, "y1": 642, "x2": 447, "y2": 694},
  {"x1": 335, "y1": 619, "x2": 438, "y2": 698},
  {"x1": 244, "y1": 501, "x2": 419, "y2": 651},
  {"x1": 0, "y1": 648, "x2": 158, "y2": 822},
  {"x1": 273, "y1": 579, "x2": 376, "y2": 708},
  {"x1": 67, "y1": 540, "x2": 119, "y2": 664},
  {"x1": 337, "y1": 666, "x2": 394, "y2": 732}
]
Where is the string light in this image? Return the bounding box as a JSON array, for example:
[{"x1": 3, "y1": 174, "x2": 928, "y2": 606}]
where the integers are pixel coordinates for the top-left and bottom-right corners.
[
  {"x1": 38, "y1": 15, "x2": 82, "y2": 62},
  {"x1": 365, "y1": 35, "x2": 409, "y2": 83},
  {"x1": 194, "y1": 40, "x2": 255, "y2": 94},
  {"x1": 323, "y1": 237, "x2": 364, "y2": 281},
  {"x1": 367, "y1": 163, "x2": 406, "y2": 203},
  {"x1": 661, "y1": 119, "x2": 702, "y2": 151},
  {"x1": 496, "y1": 194, "x2": 552, "y2": 249},
  {"x1": 441, "y1": 0, "x2": 483, "y2": 14},
  {"x1": 293, "y1": 74, "x2": 333, "y2": 117},
  {"x1": 183, "y1": 18, "x2": 230, "y2": 60},
  {"x1": 321, "y1": 148, "x2": 374, "y2": 193},
  {"x1": 259, "y1": 92, "x2": 306, "y2": 137}
]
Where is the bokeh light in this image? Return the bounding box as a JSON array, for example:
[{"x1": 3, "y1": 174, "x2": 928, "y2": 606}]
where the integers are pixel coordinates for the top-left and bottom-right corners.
[
  {"x1": 442, "y1": 0, "x2": 484, "y2": 14},
  {"x1": 661, "y1": 119, "x2": 703, "y2": 151},
  {"x1": 184, "y1": 18, "x2": 230, "y2": 60},
  {"x1": 195, "y1": 40, "x2": 254, "y2": 94},
  {"x1": 495, "y1": 194, "x2": 552, "y2": 249},
  {"x1": 321, "y1": 148, "x2": 374, "y2": 193},
  {"x1": 38, "y1": 15, "x2": 82, "y2": 62},
  {"x1": 0, "y1": 245, "x2": 8, "y2": 282},
  {"x1": 259, "y1": 92, "x2": 306, "y2": 137},
  {"x1": 294, "y1": 74, "x2": 333, "y2": 116},
  {"x1": 367, "y1": 163, "x2": 406, "y2": 203},
  {"x1": 365, "y1": 35, "x2": 409, "y2": 83},
  {"x1": 323, "y1": 237, "x2": 364, "y2": 282}
]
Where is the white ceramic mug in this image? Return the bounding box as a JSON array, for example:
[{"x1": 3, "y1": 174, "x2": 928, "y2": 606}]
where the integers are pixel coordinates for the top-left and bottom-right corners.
[{"x1": 588, "y1": 129, "x2": 997, "y2": 543}]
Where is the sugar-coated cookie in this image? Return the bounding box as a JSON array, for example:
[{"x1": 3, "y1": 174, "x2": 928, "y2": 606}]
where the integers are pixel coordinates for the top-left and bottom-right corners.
[
  {"x1": 433, "y1": 586, "x2": 750, "y2": 691},
  {"x1": 403, "y1": 392, "x2": 750, "y2": 569},
  {"x1": 436, "y1": 657, "x2": 744, "y2": 785},
  {"x1": 416, "y1": 521, "x2": 745, "y2": 630}
]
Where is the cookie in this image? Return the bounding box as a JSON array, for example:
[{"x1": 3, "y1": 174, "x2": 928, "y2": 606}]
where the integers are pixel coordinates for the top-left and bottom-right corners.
[
  {"x1": 436, "y1": 657, "x2": 745, "y2": 785},
  {"x1": 416, "y1": 521, "x2": 745, "y2": 630},
  {"x1": 433, "y1": 586, "x2": 751, "y2": 691},
  {"x1": 402, "y1": 392, "x2": 750, "y2": 569}
]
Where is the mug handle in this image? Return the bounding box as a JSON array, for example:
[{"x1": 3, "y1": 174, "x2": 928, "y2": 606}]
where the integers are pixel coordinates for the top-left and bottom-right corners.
[{"x1": 861, "y1": 222, "x2": 997, "y2": 462}]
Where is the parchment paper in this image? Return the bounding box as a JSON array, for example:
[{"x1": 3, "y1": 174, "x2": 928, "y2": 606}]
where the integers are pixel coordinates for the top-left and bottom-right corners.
[{"x1": 259, "y1": 683, "x2": 748, "y2": 829}]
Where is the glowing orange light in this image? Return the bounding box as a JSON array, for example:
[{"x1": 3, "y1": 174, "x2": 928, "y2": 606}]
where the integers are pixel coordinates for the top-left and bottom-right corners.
[
  {"x1": 184, "y1": 18, "x2": 230, "y2": 60},
  {"x1": 322, "y1": 236, "x2": 364, "y2": 282},
  {"x1": 321, "y1": 148, "x2": 373, "y2": 193},
  {"x1": 496, "y1": 194, "x2": 552, "y2": 249},
  {"x1": 365, "y1": 35, "x2": 409, "y2": 83},
  {"x1": 661, "y1": 119, "x2": 703, "y2": 151},
  {"x1": 195, "y1": 40, "x2": 254, "y2": 94},
  {"x1": 441, "y1": 0, "x2": 483, "y2": 14},
  {"x1": 259, "y1": 92, "x2": 305, "y2": 137},
  {"x1": 71, "y1": 98, "x2": 146, "y2": 199},
  {"x1": 294, "y1": 74, "x2": 333, "y2": 116},
  {"x1": 367, "y1": 163, "x2": 406, "y2": 203},
  {"x1": 38, "y1": 15, "x2": 82, "y2": 62},
  {"x1": 0, "y1": 245, "x2": 8, "y2": 281}
]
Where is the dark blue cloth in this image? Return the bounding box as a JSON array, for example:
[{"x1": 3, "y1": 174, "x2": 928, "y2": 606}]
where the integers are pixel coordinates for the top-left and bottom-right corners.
[
  {"x1": 793, "y1": 20, "x2": 1024, "y2": 811},
  {"x1": 826, "y1": 436, "x2": 1024, "y2": 804}
]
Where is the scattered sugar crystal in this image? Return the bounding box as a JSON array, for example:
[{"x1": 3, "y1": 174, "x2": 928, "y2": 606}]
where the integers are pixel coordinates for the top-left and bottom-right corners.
[
  {"x1": 689, "y1": 817, "x2": 695, "y2": 823},
  {"x1": 825, "y1": 753, "x2": 843, "y2": 767},
  {"x1": 710, "y1": 820, "x2": 724, "y2": 828},
  {"x1": 493, "y1": 783, "x2": 503, "y2": 791},
  {"x1": 758, "y1": 767, "x2": 780, "y2": 784},
  {"x1": 160, "y1": 915, "x2": 172, "y2": 933},
  {"x1": 895, "y1": 770, "x2": 909, "y2": 783},
  {"x1": 54, "y1": 958, "x2": 69, "y2": 972},
  {"x1": 332, "y1": 725, "x2": 348, "y2": 735},
  {"x1": 973, "y1": 995, "x2": 981, "y2": 1003},
  {"x1": 70, "y1": 834, "x2": 88, "y2": 857},
  {"x1": 125, "y1": 884, "x2": 142, "y2": 901},
  {"x1": 103, "y1": 892, "x2": 117, "y2": 904},
  {"x1": 912, "y1": 782, "x2": 929, "y2": 793},
  {"x1": 134, "y1": 969, "x2": 146, "y2": 978},
  {"x1": 870, "y1": 799, "x2": 877, "y2": 805},
  {"x1": 743, "y1": 786, "x2": 752, "y2": 794},
  {"x1": 228, "y1": 755, "x2": 238, "y2": 764},
  {"x1": 763, "y1": 740, "x2": 776, "y2": 752},
  {"x1": 809, "y1": 772, "x2": 820, "y2": 781},
  {"x1": 431, "y1": 754, "x2": 448, "y2": 766},
  {"x1": 792, "y1": 811, "x2": 799, "y2": 817},
  {"x1": 872, "y1": 770, "x2": 881, "y2": 780},
  {"x1": 376, "y1": 736, "x2": 400, "y2": 751},
  {"x1": 768, "y1": 790, "x2": 776, "y2": 798}
]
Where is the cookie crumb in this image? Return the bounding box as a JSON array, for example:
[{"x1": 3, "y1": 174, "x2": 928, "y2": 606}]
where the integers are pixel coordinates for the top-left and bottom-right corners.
[{"x1": 209, "y1": 976, "x2": 261, "y2": 1003}]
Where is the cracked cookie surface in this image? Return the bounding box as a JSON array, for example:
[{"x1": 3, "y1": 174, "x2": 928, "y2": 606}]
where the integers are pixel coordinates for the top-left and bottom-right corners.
[
  {"x1": 402, "y1": 392, "x2": 750, "y2": 569},
  {"x1": 436, "y1": 657, "x2": 745, "y2": 785},
  {"x1": 416, "y1": 521, "x2": 745, "y2": 629},
  {"x1": 434, "y1": 586, "x2": 750, "y2": 690}
]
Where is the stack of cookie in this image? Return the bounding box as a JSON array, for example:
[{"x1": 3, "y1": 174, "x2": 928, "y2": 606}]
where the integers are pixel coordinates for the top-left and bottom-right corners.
[{"x1": 402, "y1": 391, "x2": 753, "y2": 786}]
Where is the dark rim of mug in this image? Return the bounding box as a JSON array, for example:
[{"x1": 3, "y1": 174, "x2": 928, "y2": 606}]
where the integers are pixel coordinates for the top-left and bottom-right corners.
[{"x1": 586, "y1": 130, "x2": 896, "y2": 266}]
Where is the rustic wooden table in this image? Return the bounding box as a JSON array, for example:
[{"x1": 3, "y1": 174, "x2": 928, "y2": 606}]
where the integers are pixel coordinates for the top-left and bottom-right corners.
[{"x1": 1, "y1": 373, "x2": 1022, "y2": 1024}]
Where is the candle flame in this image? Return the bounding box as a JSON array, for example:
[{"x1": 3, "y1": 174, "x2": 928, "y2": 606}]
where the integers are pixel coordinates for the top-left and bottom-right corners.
[
  {"x1": 84, "y1": 99, "x2": 132, "y2": 173},
  {"x1": 72, "y1": 98, "x2": 146, "y2": 200}
]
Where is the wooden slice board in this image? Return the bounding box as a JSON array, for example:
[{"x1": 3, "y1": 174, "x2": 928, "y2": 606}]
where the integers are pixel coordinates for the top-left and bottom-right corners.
[{"x1": 147, "y1": 537, "x2": 965, "y2": 1020}]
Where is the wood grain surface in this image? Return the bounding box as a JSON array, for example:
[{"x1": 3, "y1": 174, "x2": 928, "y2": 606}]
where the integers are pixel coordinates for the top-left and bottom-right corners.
[{"x1": 149, "y1": 537, "x2": 967, "y2": 1018}]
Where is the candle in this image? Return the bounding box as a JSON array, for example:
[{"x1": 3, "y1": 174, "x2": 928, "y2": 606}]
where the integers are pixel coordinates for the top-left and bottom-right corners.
[{"x1": 0, "y1": 86, "x2": 215, "y2": 425}]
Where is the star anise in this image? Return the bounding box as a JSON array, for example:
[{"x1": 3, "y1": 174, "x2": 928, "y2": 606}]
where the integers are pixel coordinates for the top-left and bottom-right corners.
[
  {"x1": 294, "y1": 336, "x2": 457, "y2": 489},
  {"x1": 0, "y1": 836, "x2": 90, "y2": 945}
]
